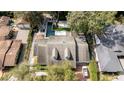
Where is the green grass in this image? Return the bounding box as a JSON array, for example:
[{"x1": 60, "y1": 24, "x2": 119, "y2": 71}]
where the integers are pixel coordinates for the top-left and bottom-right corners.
[
  {"x1": 89, "y1": 60, "x2": 98, "y2": 81},
  {"x1": 53, "y1": 27, "x2": 70, "y2": 31}
]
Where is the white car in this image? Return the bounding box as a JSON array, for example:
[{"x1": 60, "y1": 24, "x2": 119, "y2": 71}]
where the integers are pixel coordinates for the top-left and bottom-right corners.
[{"x1": 82, "y1": 66, "x2": 89, "y2": 78}]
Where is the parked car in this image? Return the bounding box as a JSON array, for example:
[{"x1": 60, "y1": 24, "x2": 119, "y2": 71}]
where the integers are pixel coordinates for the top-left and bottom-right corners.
[{"x1": 82, "y1": 66, "x2": 89, "y2": 78}]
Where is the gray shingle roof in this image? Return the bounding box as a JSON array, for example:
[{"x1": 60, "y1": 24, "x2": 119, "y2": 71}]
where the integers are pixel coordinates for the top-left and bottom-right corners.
[
  {"x1": 33, "y1": 36, "x2": 89, "y2": 68},
  {"x1": 95, "y1": 25, "x2": 124, "y2": 72},
  {"x1": 96, "y1": 44, "x2": 123, "y2": 72}
]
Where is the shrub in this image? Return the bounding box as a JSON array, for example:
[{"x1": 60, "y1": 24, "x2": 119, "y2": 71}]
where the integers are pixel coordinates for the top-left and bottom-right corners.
[{"x1": 46, "y1": 61, "x2": 76, "y2": 81}]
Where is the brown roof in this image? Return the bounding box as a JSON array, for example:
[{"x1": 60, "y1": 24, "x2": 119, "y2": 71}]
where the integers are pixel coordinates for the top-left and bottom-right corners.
[
  {"x1": 4, "y1": 40, "x2": 21, "y2": 66},
  {"x1": 0, "y1": 16, "x2": 10, "y2": 26},
  {"x1": 0, "y1": 54, "x2": 5, "y2": 69},
  {"x1": 0, "y1": 26, "x2": 10, "y2": 37},
  {"x1": 0, "y1": 40, "x2": 12, "y2": 68}
]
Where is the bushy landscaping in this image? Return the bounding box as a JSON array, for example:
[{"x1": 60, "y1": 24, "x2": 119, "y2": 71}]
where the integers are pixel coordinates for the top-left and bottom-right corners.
[
  {"x1": 46, "y1": 61, "x2": 76, "y2": 81},
  {"x1": 89, "y1": 60, "x2": 99, "y2": 81},
  {"x1": 100, "y1": 72, "x2": 119, "y2": 81},
  {"x1": 0, "y1": 61, "x2": 76, "y2": 81}
]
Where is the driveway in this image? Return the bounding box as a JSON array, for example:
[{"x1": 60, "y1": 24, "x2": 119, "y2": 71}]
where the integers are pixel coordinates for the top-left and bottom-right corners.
[{"x1": 75, "y1": 63, "x2": 87, "y2": 81}]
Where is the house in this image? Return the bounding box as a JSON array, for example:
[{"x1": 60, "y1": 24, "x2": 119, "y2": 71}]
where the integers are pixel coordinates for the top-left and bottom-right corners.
[
  {"x1": 16, "y1": 29, "x2": 30, "y2": 44},
  {"x1": 95, "y1": 25, "x2": 124, "y2": 72},
  {"x1": 16, "y1": 23, "x2": 30, "y2": 30},
  {"x1": 4, "y1": 40, "x2": 22, "y2": 67},
  {"x1": 32, "y1": 32, "x2": 89, "y2": 68},
  {"x1": 15, "y1": 18, "x2": 30, "y2": 44},
  {"x1": 0, "y1": 40, "x2": 12, "y2": 69},
  {"x1": 95, "y1": 44, "x2": 123, "y2": 72},
  {"x1": 0, "y1": 25, "x2": 11, "y2": 40},
  {"x1": 0, "y1": 40, "x2": 22, "y2": 70},
  {"x1": 0, "y1": 16, "x2": 12, "y2": 40}
]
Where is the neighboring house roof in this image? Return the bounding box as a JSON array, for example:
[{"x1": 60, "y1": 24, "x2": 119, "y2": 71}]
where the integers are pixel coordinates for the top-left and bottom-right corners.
[
  {"x1": 16, "y1": 23, "x2": 30, "y2": 30},
  {"x1": 112, "y1": 42, "x2": 124, "y2": 55},
  {"x1": 96, "y1": 44, "x2": 123, "y2": 72},
  {"x1": 0, "y1": 16, "x2": 10, "y2": 26},
  {"x1": 16, "y1": 29, "x2": 29, "y2": 44},
  {"x1": 0, "y1": 40, "x2": 21, "y2": 69},
  {"x1": 115, "y1": 25, "x2": 124, "y2": 32},
  {"x1": 95, "y1": 34, "x2": 100, "y2": 45},
  {"x1": 0, "y1": 26, "x2": 10, "y2": 38},
  {"x1": 103, "y1": 25, "x2": 124, "y2": 46},
  {"x1": 95, "y1": 25, "x2": 124, "y2": 72},
  {"x1": 0, "y1": 40, "x2": 12, "y2": 68},
  {"x1": 4, "y1": 40, "x2": 21, "y2": 66}
]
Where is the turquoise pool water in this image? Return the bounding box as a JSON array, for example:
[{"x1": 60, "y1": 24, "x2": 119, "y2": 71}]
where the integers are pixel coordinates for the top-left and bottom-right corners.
[{"x1": 46, "y1": 23, "x2": 55, "y2": 37}]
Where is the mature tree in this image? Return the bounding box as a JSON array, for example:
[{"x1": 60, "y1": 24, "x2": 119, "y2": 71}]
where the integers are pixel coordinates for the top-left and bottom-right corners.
[
  {"x1": 67, "y1": 11, "x2": 116, "y2": 35},
  {"x1": 24, "y1": 12, "x2": 43, "y2": 29},
  {"x1": 67, "y1": 11, "x2": 116, "y2": 58}
]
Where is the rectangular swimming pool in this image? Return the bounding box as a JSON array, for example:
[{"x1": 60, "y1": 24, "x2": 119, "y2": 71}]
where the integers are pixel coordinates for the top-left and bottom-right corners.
[{"x1": 46, "y1": 23, "x2": 55, "y2": 37}]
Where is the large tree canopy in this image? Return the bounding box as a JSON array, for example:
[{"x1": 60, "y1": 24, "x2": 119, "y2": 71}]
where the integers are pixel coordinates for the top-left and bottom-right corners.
[{"x1": 67, "y1": 11, "x2": 117, "y2": 35}]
